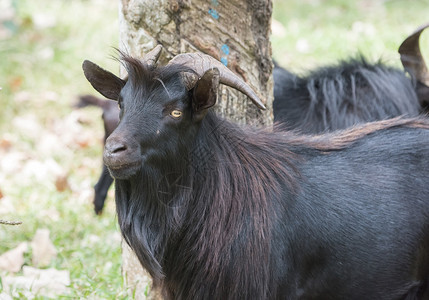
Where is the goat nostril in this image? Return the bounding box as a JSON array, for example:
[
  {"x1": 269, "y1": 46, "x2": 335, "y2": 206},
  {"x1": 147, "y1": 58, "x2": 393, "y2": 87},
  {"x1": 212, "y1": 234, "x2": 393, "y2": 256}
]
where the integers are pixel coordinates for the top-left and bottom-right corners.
[
  {"x1": 112, "y1": 144, "x2": 127, "y2": 154},
  {"x1": 106, "y1": 141, "x2": 128, "y2": 155}
]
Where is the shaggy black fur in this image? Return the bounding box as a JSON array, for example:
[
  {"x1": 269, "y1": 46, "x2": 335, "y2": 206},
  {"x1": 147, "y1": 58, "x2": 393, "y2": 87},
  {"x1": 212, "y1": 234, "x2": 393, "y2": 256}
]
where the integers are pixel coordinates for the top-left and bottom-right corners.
[{"x1": 273, "y1": 57, "x2": 423, "y2": 133}]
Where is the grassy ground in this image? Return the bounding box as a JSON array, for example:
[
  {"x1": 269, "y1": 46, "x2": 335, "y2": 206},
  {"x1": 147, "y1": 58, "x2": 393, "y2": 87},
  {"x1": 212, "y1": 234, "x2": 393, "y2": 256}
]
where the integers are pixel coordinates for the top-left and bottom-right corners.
[
  {"x1": 272, "y1": 0, "x2": 429, "y2": 72},
  {"x1": 0, "y1": 0, "x2": 428, "y2": 298},
  {"x1": 0, "y1": 0, "x2": 126, "y2": 298}
]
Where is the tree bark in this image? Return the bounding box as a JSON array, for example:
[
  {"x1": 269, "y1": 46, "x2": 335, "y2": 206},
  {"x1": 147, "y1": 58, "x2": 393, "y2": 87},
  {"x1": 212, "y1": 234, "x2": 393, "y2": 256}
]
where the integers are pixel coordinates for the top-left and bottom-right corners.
[{"x1": 118, "y1": 0, "x2": 273, "y2": 298}]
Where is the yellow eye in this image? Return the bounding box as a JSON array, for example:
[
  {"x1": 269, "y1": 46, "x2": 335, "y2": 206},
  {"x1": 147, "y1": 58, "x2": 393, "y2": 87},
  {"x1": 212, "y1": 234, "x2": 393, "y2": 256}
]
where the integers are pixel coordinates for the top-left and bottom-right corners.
[{"x1": 170, "y1": 110, "x2": 182, "y2": 118}]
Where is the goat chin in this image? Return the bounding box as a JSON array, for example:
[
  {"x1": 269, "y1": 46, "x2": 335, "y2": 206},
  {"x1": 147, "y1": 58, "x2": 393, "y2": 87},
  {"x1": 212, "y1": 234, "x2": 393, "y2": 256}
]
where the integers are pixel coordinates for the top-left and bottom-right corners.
[{"x1": 106, "y1": 161, "x2": 141, "y2": 180}]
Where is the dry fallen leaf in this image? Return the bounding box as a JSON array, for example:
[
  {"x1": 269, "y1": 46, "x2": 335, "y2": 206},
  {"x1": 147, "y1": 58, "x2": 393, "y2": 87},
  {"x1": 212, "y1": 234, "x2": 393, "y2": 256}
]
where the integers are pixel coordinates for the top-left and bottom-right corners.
[
  {"x1": 0, "y1": 242, "x2": 28, "y2": 273},
  {"x1": 31, "y1": 229, "x2": 57, "y2": 268},
  {"x1": 8, "y1": 77, "x2": 22, "y2": 92},
  {"x1": 0, "y1": 138, "x2": 12, "y2": 151},
  {"x1": 55, "y1": 173, "x2": 70, "y2": 192}
]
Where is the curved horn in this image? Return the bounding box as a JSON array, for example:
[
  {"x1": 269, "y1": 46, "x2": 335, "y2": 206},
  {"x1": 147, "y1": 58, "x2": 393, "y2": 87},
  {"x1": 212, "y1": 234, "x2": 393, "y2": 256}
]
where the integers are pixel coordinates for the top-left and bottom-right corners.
[
  {"x1": 167, "y1": 52, "x2": 266, "y2": 110},
  {"x1": 142, "y1": 45, "x2": 163, "y2": 69},
  {"x1": 398, "y1": 23, "x2": 429, "y2": 86}
]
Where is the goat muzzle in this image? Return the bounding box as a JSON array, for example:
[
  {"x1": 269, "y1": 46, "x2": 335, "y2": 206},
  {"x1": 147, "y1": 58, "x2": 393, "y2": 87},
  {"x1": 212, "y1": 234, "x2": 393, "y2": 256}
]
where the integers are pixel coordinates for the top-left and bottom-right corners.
[{"x1": 104, "y1": 135, "x2": 141, "y2": 179}]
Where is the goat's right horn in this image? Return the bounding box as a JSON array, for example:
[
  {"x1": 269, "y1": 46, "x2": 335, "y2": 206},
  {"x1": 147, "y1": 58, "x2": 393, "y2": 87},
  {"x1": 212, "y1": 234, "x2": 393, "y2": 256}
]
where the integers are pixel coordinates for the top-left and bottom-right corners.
[
  {"x1": 142, "y1": 45, "x2": 163, "y2": 69},
  {"x1": 398, "y1": 23, "x2": 429, "y2": 86},
  {"x1": 167, "y1": 52, "x2": 266, "y2": 110}
]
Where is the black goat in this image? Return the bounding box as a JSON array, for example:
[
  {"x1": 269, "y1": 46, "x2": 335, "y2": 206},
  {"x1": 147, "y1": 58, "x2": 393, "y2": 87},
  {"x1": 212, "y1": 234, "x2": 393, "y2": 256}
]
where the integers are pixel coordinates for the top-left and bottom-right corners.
[
  {"x1": 85, "y1": 24, "x2": 429, "y2": 213},
  {"x1": 83, "y1": 46, "x2": 429, "y2": 299},
  {"x1": 273, "y1": 58, "x2": 422, "y2": 132},
  {"x1": 274, "y1": 23, "x2": 429, "y2": 133},
  {"x1": 76, "y1": 95, "x2": 119, "y2": 214},
  {"x1": 84, "y1": 24, "x2": 429, "y2": 215}
]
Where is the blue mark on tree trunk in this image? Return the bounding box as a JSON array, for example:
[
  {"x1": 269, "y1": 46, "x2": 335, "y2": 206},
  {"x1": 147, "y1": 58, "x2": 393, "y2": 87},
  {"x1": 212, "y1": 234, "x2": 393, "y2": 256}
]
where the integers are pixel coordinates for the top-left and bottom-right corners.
[
  {"x1": 221, "y1": 44, "x2": 230, "y2": 55},
  {"x1": 207, "y1": 1, "x2": 229, "y2": 66},
  {"x1": 208, "y1": 8, "x2": 219, "y2": 20},
  {"x1": 208, "y1": 0, "x2": 219, "y2": 19},
  {"x1": 220, "y1": 44, "x2": 230, "y2": 66}
]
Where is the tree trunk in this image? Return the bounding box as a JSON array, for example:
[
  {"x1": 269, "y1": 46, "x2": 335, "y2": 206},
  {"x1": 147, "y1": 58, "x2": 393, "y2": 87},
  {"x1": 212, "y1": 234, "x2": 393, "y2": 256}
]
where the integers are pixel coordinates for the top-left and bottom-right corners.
[{"x1": 118, "y1": 0, "x2": 273, "y2": 298}]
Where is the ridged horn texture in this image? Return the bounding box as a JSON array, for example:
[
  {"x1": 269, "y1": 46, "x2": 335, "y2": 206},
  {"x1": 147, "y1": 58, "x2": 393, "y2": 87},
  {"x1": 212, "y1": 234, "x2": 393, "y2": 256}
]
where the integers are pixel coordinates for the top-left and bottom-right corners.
[
  {"x1": 399, "y1": 23, "x2": 429, "y2": 86},
  {"x1": 142, "y1": 45, "x2": 163, "y2": 69},
  {"x1": 167, "y1": 52, "x2": 266, "y2": 110}
]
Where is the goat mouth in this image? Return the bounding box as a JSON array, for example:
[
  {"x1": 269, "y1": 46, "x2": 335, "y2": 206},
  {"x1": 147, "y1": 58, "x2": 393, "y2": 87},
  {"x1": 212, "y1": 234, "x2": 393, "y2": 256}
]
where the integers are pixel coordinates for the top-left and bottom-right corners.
[{"x1": 106, "y1": 160, "x2": 141, "y2": 179}]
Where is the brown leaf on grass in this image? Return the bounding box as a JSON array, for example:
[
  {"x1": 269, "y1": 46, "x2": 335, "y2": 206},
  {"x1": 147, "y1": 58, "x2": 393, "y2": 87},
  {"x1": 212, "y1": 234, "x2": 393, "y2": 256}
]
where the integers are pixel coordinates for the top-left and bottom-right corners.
[
  {"x1": 0, "y1": 242, "x2": 28, "y2": 273},
  {"x1": 55, "y1": 174, "x2": 70, "y2": 192},
  {"x1": 8, "y1": 77, "x2": 22, "y2": 92},
  {"x1": 31, "y1": 229, "x2": 57, "y2": 268},
  {"x1": 76, "y1": 138, "x2": 90, "y2": 148},
  {"x1": 0, "y1": 137, "x2": 12, "y2": 151}
]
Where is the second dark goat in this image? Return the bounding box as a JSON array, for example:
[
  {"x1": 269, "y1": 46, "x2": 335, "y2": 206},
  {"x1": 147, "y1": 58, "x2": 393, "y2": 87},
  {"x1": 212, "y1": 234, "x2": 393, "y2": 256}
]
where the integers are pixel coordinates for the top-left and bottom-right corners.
[
  {"x1": 83, "y1": 45, "x2": 429, "y2": 299},
  {"x1": 273, "y1": 23, "x2": 429, "y2": 133},
  {"x1": 76, "y1": 95, "x2": 119, "y2": 214}
]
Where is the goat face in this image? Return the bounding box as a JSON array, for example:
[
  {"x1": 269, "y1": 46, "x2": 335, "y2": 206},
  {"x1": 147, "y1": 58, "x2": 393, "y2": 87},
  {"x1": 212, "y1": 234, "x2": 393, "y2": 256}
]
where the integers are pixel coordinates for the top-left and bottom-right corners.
[
  {"x1": 82, "y1": 57, "x2": 220, "y2": 180},
  {"x1": 83, "y1": 46, "x2": 265, "y2": 179}
]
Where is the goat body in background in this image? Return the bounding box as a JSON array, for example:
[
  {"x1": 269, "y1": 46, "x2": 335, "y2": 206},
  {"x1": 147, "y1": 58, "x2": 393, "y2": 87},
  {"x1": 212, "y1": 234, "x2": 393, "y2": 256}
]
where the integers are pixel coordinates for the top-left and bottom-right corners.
[
  {"x1": 83, "y1": 46, "x2": 429, "y2": 299},
  {"x1": 273, "y1": 58, "x2": 423, "y2": 133},
  {"x1": 273, "y1": 23, "x2": 429, "y2": 133},
  {"x1": 76, "y1": 95, "x2": 119, "y2": 214}
]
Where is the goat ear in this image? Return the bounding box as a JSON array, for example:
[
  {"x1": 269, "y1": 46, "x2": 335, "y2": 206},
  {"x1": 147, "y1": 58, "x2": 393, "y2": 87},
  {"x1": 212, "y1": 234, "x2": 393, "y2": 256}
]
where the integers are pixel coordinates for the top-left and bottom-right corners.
[
  {"x1": 191, "y1": 68, "x2": 220, "y2": 121},
  {"x1": 82, "y1": 60, "x2": 125, "y2": 100}
]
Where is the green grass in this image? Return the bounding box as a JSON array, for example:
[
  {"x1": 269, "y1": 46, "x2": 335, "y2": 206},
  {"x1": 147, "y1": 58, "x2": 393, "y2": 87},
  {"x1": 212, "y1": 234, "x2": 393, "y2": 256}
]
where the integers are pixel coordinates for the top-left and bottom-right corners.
[
  {"x1": 0, "y1": 0, "x2": 126, "y2": 298},
  {"x1": 1, "y1": 0, "x2": 429, "y2": 298},
  {"x1": 272, "y1": 0, "x2": 429, "y2": 72}
]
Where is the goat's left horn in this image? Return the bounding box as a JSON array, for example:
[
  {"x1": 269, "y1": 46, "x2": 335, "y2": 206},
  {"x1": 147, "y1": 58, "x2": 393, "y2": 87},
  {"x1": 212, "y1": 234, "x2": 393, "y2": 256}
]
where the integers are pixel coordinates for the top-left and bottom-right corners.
[
  {"x1": 399, "y1": 23, "x2": 429, "y2": 86},
  {"x1": 167, "y1": 52, "x2": 266, "y2": 110},
  {"x1": 142, "y1": 45, "x2": 163, "y2": 69}
]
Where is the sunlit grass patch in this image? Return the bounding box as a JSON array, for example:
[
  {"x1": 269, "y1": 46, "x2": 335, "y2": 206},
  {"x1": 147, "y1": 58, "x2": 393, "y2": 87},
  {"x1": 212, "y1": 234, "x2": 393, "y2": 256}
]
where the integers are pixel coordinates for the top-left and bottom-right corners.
[
  {"x1": 0, "y1": 0, "x2": 125, "y2": 298},
  {"x1": 272, "y1": 0, "x2": 429, "y2": 72}
]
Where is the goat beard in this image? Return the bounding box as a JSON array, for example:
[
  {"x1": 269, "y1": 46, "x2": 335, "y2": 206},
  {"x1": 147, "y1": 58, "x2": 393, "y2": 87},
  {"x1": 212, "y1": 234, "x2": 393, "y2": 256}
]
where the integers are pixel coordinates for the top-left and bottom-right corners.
[{"x1": 114, "y1": 166, "x2": 191, "y2": 281}]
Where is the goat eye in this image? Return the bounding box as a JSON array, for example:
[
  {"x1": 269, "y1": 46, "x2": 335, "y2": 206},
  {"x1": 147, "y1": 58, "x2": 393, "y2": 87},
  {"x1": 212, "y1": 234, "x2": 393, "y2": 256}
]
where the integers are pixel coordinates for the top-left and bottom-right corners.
[{"x1": 170, "y1": 110, "x2": 182, "y2": 118}]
